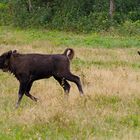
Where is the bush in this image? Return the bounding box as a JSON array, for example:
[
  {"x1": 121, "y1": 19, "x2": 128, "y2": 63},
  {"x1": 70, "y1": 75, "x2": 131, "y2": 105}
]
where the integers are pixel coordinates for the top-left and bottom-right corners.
[
  {"x1": 118, "y1": 20, "x2": 140, "y2": 36},
  {"x1": 0, "y1": 3, "x2": 12, "y2": 25},
  {"x1": 0, "y1": 0, "x2": 140, "y2": 33}
]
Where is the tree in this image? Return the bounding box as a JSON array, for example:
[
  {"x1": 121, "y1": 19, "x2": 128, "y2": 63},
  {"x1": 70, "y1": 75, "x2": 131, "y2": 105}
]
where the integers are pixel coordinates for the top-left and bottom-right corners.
[
  {"x1": 27, "y1": 0, "x2": 32, "y2": 12},
  {"x1": 109, "y1": 0, "x2": 115, "y2": 19}
]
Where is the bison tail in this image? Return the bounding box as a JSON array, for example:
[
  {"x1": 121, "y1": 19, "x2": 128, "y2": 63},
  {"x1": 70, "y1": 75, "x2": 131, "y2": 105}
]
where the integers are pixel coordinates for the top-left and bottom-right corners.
[{"x1": 63, "y1": 48, "x2": 74, "y2": 60}]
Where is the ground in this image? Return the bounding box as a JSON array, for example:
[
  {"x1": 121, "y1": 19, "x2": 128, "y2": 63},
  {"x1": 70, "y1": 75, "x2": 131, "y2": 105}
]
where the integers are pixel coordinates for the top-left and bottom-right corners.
[{"x1": 0, "y1": 27, "x2": 140, "y2": 140}]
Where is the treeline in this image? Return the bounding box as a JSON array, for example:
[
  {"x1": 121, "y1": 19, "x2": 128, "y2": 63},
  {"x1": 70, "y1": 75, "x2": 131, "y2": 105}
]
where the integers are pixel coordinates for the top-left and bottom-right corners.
[{"x1": 0, "y1": 0, "x2": 140, "y2": 33}]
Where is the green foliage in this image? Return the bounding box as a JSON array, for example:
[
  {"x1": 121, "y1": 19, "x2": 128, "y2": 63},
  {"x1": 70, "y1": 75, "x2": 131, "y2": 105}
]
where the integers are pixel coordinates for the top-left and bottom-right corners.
[
  {"x1": 0, "y1": 0, "x2": 140, "y2": 32},
  {"x1": 117, "y1": 20, "x2": 140, "y2": 36},
  {"x1": 0, "y1": 3, "x2": 12, "y2": 25}
]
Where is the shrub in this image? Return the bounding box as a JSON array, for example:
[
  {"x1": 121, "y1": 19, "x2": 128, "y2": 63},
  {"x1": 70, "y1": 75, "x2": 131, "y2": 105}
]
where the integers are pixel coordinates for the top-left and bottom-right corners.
[
  {"x1": 118, "y1": 20, "x2": 140, "y2": 36},
  {"x1": 0, "y1": 3, "x2": 12, "y2": 25},
  {"x1": 0, "y1": 0, "x2": 140, "y2": 33}
]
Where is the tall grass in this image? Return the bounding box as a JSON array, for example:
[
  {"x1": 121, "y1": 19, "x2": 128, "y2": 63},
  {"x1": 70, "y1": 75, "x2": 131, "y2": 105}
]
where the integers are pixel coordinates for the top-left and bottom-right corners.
[{"x1": 0, "y1": 27, "x2": 140, "y2": 140}]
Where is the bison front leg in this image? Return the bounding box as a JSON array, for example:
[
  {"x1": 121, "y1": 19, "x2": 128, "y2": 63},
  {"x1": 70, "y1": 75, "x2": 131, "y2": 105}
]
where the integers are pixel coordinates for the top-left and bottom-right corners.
[{"x1": 16, "y1": 82, "x2": 26, "y2": 108}]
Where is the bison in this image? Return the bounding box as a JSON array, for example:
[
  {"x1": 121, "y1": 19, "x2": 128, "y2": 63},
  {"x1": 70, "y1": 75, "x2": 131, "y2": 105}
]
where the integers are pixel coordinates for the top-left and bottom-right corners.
[{"x1": 0, "y1": 48, "x2": 84, "y2": 108}]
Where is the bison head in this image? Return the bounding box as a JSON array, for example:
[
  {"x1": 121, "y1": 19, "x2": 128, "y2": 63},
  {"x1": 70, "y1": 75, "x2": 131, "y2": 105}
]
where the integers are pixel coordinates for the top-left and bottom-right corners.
[{"x1": 0, "y1": 50, "x2": 13, "y2": 71}]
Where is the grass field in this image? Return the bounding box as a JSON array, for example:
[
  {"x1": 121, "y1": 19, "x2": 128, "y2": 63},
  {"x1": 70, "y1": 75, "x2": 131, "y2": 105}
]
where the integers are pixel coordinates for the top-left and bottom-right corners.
[{"x1": 0, "y1": 27, "x2": 140, "y2": 140}]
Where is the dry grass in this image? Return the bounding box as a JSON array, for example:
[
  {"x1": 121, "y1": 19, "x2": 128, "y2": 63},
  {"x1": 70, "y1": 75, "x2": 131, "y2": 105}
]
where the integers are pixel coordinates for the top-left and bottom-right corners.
[{"x1": 0, "y1": 38, "x2": 140, "y2": 139}]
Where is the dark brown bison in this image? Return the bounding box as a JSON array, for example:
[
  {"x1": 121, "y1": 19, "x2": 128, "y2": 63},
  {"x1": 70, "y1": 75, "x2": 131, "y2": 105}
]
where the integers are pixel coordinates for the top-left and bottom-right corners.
[{"x1": 0, "y1": 48, "x2": 84, "y2": 108}]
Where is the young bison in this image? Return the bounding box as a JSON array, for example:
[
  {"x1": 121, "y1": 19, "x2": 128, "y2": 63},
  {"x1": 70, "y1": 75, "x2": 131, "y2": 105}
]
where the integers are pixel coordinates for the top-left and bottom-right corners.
[{"x1": 0, "y1": 48, "x2": 84, "y2": 108}]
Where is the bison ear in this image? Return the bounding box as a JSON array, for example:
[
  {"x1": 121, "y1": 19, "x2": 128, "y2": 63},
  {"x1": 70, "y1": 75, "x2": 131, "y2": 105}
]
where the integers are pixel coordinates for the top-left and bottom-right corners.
[
  {"x1": 6, "y1": 50, "x2": 12, "y2": 59},
  {"x1": 13, "y1": 50, "x2": 17, "y2": 53}
]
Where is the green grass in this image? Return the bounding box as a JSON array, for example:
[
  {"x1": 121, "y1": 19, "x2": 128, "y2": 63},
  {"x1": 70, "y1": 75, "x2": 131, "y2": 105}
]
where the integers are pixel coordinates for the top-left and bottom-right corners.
[
  {"x1": 0, "y1": 26, "x2": 140, "y2": 48},
  {"x1": 0, "y1": 26, "x2": 140, "y2": 140},
  {"x1": 74, "y1": 58, "x2": 140, "y2": 69},
  {"x1": 0, "y1": 96, "x2": 139, "y2": 140}
]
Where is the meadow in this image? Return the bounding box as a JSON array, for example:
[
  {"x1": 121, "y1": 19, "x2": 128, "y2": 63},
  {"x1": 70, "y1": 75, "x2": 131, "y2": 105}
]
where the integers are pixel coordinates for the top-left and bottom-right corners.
[{"x1": 0, "y1": 27, "x2": 140, "y2": 140}]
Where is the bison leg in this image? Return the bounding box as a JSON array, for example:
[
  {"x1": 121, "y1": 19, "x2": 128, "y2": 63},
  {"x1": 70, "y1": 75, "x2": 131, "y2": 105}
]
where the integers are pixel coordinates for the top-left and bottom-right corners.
[
  {"x1": 25, "y1": 81, "x2": 38, "y2": 102},
  {"x1": 16, "y1": 82, "x2": 26, "y2": 108},
  {"x1": 54, "y1": 76, "x2": 71, "y2": 95},
  {"x1": 64, "y1": 73, "x2": 84, "y2": 95}
]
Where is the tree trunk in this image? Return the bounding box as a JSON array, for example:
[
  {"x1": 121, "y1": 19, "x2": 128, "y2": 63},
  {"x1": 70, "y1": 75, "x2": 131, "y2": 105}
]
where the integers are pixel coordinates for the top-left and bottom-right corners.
[
  {"x1": 28, "y1": 0, "x2": 32, "y2": 12},
  {"x1": 109, "y1": 0, "x2": 115, "y2": 19}
]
